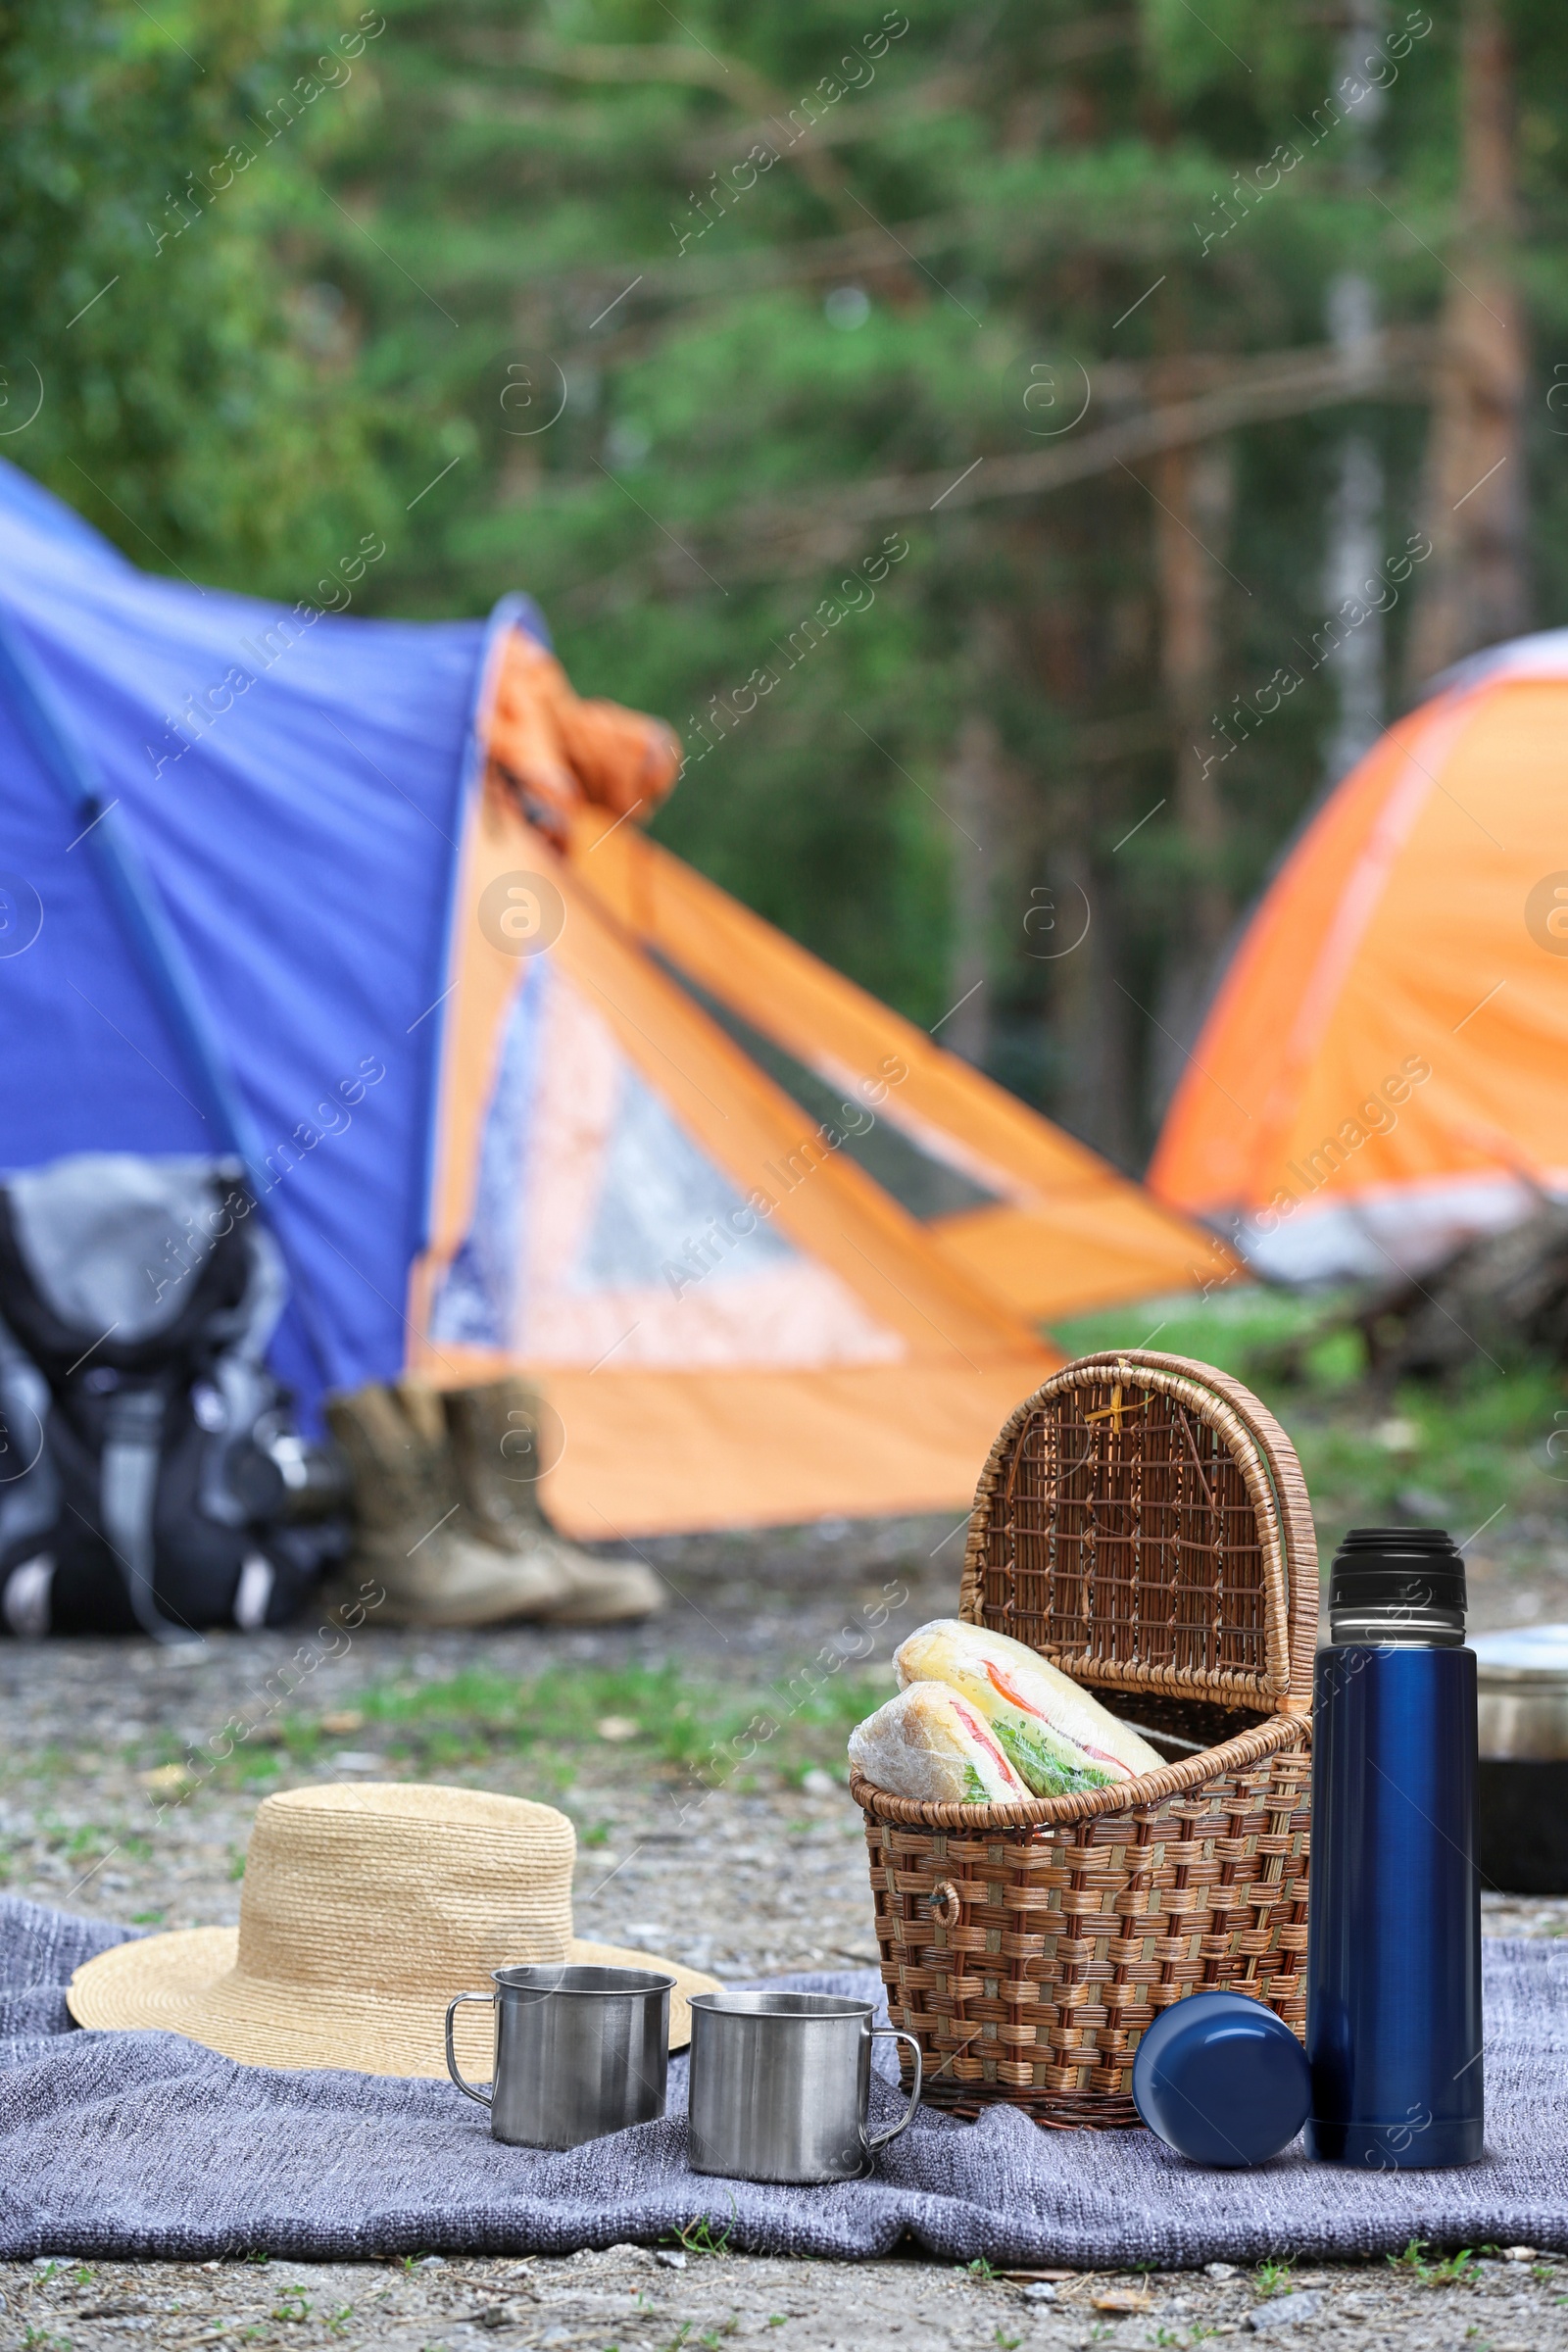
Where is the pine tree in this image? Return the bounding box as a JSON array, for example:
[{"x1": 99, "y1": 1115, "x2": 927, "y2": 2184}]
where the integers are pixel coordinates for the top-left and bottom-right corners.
[{"x1": 16, "y1": 1, "x2": 1568, "y2": 1166}]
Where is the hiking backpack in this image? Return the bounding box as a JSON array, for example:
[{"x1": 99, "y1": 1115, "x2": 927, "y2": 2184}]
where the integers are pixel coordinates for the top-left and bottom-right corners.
[{"x1": 0, "y1": 1152, "x2": 344, "y2": 1641}]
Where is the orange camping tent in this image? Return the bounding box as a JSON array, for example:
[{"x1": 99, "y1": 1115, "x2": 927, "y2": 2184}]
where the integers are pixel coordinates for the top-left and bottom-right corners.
[
  {"x1": 566, "y1": 807, "x2": 1225, "y2": 1320},
  {"x1": 1150, "y1": 631, "x2": 1568, "y2": 1281},
  {"x1": 411, "y1": 705, "x2": 1058, "y2": 1536},
  {"x1": 404, "y1": 626, "x2": 1222, "y2": 1539}
]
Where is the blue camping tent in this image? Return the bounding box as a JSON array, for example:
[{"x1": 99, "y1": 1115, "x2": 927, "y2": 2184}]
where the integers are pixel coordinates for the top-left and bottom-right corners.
[
  {"x1": 0, "y1": 463, "x2": 1058, "y2": 1536},
  {"x1": 0, "y1": 457, "x2": 539, "y2": 1418}
]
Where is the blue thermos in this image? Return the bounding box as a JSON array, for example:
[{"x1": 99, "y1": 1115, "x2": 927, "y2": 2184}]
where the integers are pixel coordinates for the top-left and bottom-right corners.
[{"x1": 1305, "y1": 1527, "x2": 1483, "y2": 2167}]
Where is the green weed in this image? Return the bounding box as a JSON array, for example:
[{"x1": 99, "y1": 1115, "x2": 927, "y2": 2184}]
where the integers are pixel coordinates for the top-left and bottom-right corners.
[
  {"x1": 669, "y1": 2215, "x2": 733, "y2": 2258},
  {"x1": 1390, "y1": 2240, "x2": 1479, "y2": 2286}
]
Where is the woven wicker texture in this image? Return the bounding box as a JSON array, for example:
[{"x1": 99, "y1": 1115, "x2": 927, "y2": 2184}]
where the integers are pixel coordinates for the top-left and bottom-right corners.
[{"x1": 853, "y1": 1351, "x2": 1317, "y2": 2128}]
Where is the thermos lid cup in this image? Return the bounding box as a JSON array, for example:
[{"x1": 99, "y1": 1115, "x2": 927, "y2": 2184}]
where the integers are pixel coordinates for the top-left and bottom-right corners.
[
  {"x1": 1328, "y1": 1526, "x2": 1467, "y2": 1645},
  {"x1": 1132, "y1": 1991, "x2": 1310, "y2": 2166},
  {"x1": 1330, "y1": 1526, "x2": 1466, "y2": 1614}
]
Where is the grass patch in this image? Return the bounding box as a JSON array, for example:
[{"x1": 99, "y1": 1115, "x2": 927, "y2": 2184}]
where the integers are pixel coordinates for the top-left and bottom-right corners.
[
  {"x1": 1053, "y1": 1286, "x2": 1333, "y2": 1384},
  {"x1": 204, "y1": 1659, "x2": 896, "y2": 1791},
  {"x1": 0, "y1": 1654, "x2": 893, "y2": 1814}
]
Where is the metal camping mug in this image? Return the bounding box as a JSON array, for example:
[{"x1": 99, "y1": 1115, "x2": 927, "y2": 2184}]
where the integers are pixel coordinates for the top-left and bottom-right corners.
[
  {"x1": 687, "y1": 1990, "x2": 923, "y2": 2183},
  {"x1": 445, "y1": 1963, "x2": 674, "y2": 2148}
]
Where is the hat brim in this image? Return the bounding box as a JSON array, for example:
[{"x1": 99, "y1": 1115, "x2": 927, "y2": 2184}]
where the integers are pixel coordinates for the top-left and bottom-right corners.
[{"x1": 67, "y1": 1927, "x2": 718, "y2": 2077}]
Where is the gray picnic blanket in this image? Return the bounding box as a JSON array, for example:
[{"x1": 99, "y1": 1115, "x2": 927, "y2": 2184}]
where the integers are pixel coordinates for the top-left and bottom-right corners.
[{"x1": 2, "y1": 1895, "x2": 1565, "y2": 2266}]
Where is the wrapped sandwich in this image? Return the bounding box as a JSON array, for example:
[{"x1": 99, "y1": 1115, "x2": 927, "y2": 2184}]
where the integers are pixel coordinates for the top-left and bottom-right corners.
[
  {"x1": 847, "y1": 1681, "x2": 1031, "y2": 1806},
  {"x1": 893, "y1": 1619, "x2": 1163, "y2": 1796}
]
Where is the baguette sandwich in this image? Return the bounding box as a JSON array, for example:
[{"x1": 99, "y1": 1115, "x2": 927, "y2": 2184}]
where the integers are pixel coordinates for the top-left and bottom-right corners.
[
  {"x1": 893, "y1": 1618, "x2": 1162, "y2": 1797},
  {"x1": 847, "y1": 1680, "x2": 1031, "y2": 1806}
]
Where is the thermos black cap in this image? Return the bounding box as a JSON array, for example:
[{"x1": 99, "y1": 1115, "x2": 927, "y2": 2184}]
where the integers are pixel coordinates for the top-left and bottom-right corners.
[{"x1": 1329, "y1": 1527, "x2": 1466, "y2": 1640}]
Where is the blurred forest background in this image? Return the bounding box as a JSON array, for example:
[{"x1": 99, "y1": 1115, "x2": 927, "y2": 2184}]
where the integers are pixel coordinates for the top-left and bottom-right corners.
[{"x1": 5, "y1": 0, "x2": 1564, "y2": 1170}]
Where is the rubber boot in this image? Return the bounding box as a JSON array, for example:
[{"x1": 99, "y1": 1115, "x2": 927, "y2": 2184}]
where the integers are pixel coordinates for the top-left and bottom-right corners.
[
  {"x1": 442, "y1": 1378, "x2": 663, "y2": 1625},
  {"x1": 323, "y1": 1382, "x2": 578, "y2": 1627}
]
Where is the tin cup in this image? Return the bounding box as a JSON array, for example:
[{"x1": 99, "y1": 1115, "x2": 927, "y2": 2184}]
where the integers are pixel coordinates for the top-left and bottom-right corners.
[
  {"x1": 445, "y1": 1962, "x2": 673, "y2": 2148},
  {"x1": 687, "y1": 1989, "x2": 922, "y2": 2183}
]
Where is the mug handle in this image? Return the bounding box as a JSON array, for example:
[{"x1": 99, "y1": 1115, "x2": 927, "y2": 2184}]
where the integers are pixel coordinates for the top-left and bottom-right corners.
[
  {"x1": 444, "y1": 1990, "x2": 496, "y2": 2107},
  {"x1": 864, "y1": 2027, "x2": 923, "y2": 2152}
]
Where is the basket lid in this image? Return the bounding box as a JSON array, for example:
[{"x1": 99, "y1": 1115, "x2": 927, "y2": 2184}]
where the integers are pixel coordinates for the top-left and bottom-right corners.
[{"x1": 959, "y1": 1349, "x2": 1317, "y2": 1715}]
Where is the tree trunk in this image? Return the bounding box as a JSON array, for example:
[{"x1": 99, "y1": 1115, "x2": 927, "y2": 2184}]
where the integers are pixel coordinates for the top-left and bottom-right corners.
[
  {"x1": 1322, "y1": 273, "x2": 1387, "y2": 787},
  {"x1": 1051, "y1": 835, "x2": 1138, "y2": 1168},
  {"x1": 1150, "y1": 434, "x2": 1235, "y2": 1112},
  {"x1": 941, "y1": 712, "x2": 998, "y2": 1065},
  {"x1": 1404, "y1": 0, "x2": 1529, "y2": 688}
]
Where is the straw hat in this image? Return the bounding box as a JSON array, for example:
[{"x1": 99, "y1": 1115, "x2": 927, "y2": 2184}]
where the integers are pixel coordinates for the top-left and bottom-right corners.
[{"x1": 69, "y1": 1783, "x2": 718, "y2": 2076}]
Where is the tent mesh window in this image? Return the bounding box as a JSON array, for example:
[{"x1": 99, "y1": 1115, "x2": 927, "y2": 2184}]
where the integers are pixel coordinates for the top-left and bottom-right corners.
[{"x1": 852, "y1": 1350, "x2": 1316, "y2": 2131}]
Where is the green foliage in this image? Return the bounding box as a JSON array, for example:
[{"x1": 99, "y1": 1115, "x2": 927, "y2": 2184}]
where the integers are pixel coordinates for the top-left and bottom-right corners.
[
  {"x1": 0, "y1": 0, "x2": 391, "y2": 591},
  {"x1": 299, "y1": 0, "x2": 1568, "y2": 1142},
  {"x1": 11, "y1": 0, "x2": 1568, "y2": 1155}
]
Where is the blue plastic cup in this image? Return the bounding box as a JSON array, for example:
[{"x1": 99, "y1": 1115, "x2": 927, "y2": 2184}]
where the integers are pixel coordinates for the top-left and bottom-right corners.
[{"x1": 1132, "y1": 1990, "x2": 1310, "y2": 2166}]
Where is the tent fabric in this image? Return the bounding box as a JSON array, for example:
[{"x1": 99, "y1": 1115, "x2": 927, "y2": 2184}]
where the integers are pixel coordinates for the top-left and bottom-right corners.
[
  {"x1": 566, "y1": 809, "x2": 1224, "y2": 1319},
  {"x1": 1150, "y1": 641, "x2": 1568, "y2": 1279},
  {"x1": 0, "y1": 458, "x2": 1054, "y2": 1535},
  {"x1": 0, "y1": 459, "x2": 522, "y2": 1411},
  {"x1": 412, "y1": 799, "x2": 1054, "y2": 1535}
]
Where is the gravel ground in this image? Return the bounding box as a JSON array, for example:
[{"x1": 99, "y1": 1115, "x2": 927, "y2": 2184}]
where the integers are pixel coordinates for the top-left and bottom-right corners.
[
  {"x1": 4, "y1": 2243, "x2": 1568, "y2": 2352},
  {"x1": 3, "y1": 1514, "x2": 1567, "y2": 2350}
]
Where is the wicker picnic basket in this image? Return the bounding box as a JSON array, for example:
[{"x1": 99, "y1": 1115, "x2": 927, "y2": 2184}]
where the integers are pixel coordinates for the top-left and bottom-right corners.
[{"x1": 850, "y1": 1349, "x2": 1317, "y2": 2131}]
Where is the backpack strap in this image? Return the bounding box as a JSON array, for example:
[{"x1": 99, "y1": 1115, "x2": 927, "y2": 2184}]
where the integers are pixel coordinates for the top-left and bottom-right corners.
[
  {"x1": 101, "y1": 1385, "x2": 197, "y2": 1646},
  {"x1": 0, "y1": 1310, "x2": 57, "y2": 1562},
  {"x1": 198, "y1": 1220, "x2": 289, "y2": 1529}
]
